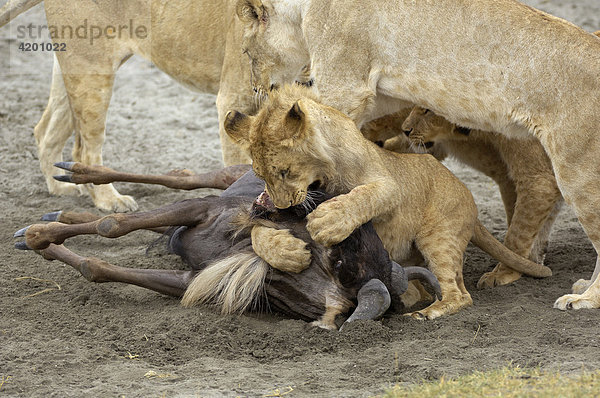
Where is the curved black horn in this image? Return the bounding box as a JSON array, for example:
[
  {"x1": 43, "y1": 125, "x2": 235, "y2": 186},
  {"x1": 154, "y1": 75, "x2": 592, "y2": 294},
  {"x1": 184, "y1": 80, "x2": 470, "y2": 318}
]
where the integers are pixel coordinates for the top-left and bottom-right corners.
[
  {"x1": 341, "y1": 279, "x2": 391, "y2": 330},
  {"x1": 389, "y1": 260, "x2": 409, "y2": 297},
  {"x1": 403, "y1": 265, "x2": 442, "y2": 301}
]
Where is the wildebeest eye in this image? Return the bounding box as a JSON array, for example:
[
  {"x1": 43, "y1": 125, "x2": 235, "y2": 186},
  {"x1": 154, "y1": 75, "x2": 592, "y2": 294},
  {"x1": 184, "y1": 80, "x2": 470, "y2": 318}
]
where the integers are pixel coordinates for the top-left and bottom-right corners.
[{"x1": 334, "y1": 260, "x2": 342, "y2": 271}]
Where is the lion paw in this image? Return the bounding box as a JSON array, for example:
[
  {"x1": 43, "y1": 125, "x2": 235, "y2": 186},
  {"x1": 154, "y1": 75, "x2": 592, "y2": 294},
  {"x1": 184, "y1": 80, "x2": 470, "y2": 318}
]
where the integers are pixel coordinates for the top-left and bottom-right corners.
[
  {"x1": 477, "y1": 264, "x2": 522, "y2": 289},
  {"x1": 306, "y1": 199, "x2": 357, "y2": 247},
  {"x1": 252, "y1": 227, "x2": 311, "y2": 273},
  {"x1": 404, "y1": 311, "x2": 428, "y2": 320},
  {"x1": 406, "y1": 293, "x2": 472, "y2": 320},
  {"x1": 571, "y1": 279, "x2": 592, "y2": 294},
  {"x1": 554, "y1": 293, "x2": 600, "y2": 310},
  {"x1": 90, "y1": 185, "x2": 138, "y2": 213}
]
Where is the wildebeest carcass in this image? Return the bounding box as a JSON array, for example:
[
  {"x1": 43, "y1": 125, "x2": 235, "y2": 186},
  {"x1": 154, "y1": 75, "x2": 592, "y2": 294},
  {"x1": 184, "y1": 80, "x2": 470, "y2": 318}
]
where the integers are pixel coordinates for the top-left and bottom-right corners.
[{"x1": 14, "y1": 164, "x2": 441, "y2": 330}]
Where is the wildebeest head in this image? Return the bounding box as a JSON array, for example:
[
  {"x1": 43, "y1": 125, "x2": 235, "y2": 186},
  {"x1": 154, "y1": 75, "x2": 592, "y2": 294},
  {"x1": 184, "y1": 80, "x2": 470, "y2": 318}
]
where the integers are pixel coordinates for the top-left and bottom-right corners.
[{"x1": 250, "y1": 189, "x2": 441, "y2": 326}]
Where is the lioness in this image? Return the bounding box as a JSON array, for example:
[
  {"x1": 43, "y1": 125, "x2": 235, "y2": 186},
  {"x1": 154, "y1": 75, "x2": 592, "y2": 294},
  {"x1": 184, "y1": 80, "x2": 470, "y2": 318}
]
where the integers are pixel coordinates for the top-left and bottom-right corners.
[
  {"x1": 235, "y1": 0, "x2": 600, "y2": 310},
  {"x1": 223, "y1": 84, "x2": 551, "y2": 319},
  {"x1": 401, "y1": 106, "x2": 563, "y2": 288},
  {"x1": 1, "y1": 0, "x2": 262, "y2": 212}
]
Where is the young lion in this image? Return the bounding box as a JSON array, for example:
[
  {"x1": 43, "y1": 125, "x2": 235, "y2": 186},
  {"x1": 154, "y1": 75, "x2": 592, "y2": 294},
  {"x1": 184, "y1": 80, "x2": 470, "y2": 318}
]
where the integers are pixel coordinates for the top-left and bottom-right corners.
[
  {"x1": 401, "y1": 106, "x2": 563, "y2": 289},
  {"x1": 223, "y1": 85, "x2": 551, "y2": 320},
  {"x1": 236, "y1": 0, "x2": 600, "y2": 311}
]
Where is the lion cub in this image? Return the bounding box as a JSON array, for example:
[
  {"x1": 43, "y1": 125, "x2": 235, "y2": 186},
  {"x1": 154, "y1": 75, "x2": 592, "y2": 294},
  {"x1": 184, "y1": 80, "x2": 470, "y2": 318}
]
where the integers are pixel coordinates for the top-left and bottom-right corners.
[
  {"x1": 399, "y1": 107, "x2": 563, "y2": 289},
  {"x1": 223, "y1": 85, "x2": 551, "y2": 320}
]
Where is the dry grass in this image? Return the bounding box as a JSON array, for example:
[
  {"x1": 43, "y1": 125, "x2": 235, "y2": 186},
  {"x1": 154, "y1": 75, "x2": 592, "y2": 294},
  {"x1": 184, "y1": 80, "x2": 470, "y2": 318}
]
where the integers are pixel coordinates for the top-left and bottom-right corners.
[
  {"x1": 383, "y1": 365, "x2": 600, "y2": 398},
  {"x1": 0, "y1": 376, "x2": 12, "y2": 392},
  {"x1": 14, "y1": 276, "x2": 61, "y2": 298}
]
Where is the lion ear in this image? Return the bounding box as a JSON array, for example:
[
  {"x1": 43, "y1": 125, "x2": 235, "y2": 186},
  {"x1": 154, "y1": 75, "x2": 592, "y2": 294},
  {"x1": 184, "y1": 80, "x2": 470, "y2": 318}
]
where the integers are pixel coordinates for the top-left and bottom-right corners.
[
  {"x1": 288, "y1": 101, "x2": 305, "y2": 123},
  {"x1": 236, "y1": 0, "x2": 268, "y2": 25},
  {"x1": 224, "y1": 111, "x2": 252, "y2": 148},
  {"x1": 282, "y1": 100, "x2": 309, "y2": 145}
]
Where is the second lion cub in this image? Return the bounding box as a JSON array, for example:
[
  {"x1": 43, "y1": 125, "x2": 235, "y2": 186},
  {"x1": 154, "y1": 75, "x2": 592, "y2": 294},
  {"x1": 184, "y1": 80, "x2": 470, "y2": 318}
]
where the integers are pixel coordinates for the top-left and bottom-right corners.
[
  {"x1": 223, "y1": 85, "x2": 551, "y2": 319},
  {"x1": 402, "y1": 106, "x2": 563, "y2": 289}
]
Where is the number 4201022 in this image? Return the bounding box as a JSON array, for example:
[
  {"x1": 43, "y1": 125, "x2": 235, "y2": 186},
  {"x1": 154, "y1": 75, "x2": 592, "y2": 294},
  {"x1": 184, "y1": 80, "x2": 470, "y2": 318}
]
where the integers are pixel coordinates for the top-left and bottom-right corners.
[{"x1": 19, "y1": 42, "x2": 66, "y2": 52}]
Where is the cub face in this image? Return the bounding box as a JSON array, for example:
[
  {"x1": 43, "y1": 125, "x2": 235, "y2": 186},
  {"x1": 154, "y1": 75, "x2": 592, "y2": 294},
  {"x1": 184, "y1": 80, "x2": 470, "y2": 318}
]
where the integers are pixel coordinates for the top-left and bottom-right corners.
[
  {"x1": 403, "y1": 106, "x2": 468, "y2": 150},
  {"x1": 224, "y1": 93, "x2": 325, "y2": 210}
]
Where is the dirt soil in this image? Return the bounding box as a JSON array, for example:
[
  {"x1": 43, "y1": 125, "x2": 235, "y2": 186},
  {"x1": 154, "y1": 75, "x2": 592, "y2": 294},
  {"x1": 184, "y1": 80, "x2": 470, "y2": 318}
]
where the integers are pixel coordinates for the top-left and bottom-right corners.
[{"x1": 1, "y1": 1, "x2": 600, "y2": 397}]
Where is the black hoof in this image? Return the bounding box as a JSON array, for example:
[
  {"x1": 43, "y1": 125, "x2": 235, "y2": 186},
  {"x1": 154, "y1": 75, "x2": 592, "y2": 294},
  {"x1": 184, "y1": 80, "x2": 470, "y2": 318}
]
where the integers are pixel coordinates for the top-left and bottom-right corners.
[
  {"x1": 13, "y1": 225, "x2": 31, "y2": 238},
  {"x1": 54, "y1": 161, "x2": 76, "y2": 171},
  {"x1": 53, "y1": 174, "x2": 73, "y2": 183},
  {"x1": 15, "y1": 241, "x2": 32, "y2": 250},
  {"x1": 41, "y1": 211, "x2": 62, "y2": 221}
]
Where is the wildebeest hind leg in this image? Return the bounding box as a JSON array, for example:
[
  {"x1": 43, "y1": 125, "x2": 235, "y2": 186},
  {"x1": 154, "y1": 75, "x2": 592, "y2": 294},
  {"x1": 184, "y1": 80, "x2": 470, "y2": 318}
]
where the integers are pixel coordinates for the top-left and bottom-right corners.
[
  {"x1": 53, "y1": 162, "x2": 251, "y2": 191},
  {"x1": 34, "y1": 243, "x2": 195, "y2": 297},
  {"x1": 15, "y1": 198, "x2": 220, "y2": 250},
  {"x1": 40, "y1": 210, "x2": 169, "y2": 234}
]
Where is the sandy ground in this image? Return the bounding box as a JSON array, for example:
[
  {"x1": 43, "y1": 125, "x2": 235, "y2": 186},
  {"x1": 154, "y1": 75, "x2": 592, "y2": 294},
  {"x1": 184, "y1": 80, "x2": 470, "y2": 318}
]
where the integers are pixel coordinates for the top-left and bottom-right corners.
[{"x1": 1, "y1": 1, "x2": 600, "y2": 397}]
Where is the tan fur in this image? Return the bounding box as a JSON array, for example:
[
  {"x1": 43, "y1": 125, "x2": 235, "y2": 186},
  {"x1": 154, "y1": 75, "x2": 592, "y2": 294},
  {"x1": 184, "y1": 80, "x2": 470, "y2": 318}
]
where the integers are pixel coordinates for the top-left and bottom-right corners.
[
  {"x1": 401, "y1": 106, "x2": 563, "y2": 288},
  {"x1": 237, "y1": 0, "x2": 600, "y2": 310},
  {"x1": 0, "y1": 0, "x2": 41, "y2": 26},
  {"x1": 3, "y1": 0, "x2": 259, "y2": 212},
  {"x1": 251, "y1": 224, "x2": 311, "y2": 273},
  {"x1": 224, "y1": 85, "x2": 551, "y2": 319}
]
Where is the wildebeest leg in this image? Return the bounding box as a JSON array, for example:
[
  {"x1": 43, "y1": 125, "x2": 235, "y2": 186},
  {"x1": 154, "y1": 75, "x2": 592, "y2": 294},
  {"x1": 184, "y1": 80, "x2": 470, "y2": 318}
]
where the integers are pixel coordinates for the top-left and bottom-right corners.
[
  {"x1": 15, "y1": 197, "x2": 218, "y2": 250},
  {"x1": 40, "y1": 210, "x2": 169, "y2": 234},
  {"x1": 54, "y1": 162, "x2": 252, "y2": 191},
  {"x1": 35, "y1": 244, "x2": 194, "y2": 297}
]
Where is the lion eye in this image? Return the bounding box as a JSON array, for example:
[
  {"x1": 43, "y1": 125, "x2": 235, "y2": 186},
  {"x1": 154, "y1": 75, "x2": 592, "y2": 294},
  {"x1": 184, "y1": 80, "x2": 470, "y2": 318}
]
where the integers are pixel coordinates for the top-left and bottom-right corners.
[
  {"x1": 280, "y1": 169, "x2": 289, "y2": 179},
  {"x1": 423, "y1": 109, "x2": 431, "y2": 115}
]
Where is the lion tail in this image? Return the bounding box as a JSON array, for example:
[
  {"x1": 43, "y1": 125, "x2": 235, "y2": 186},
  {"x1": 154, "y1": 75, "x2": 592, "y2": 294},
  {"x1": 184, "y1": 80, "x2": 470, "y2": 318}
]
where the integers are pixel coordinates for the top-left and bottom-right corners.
[
  {"x1": 181, "y1": 252, "x2": 269, "y2": 314},
  {"x1": 0, "y1": 0, "x2": 43, "y2": 28},
  {"x1": 471, "y1": 219, "x2": 552, "y2": 278}
]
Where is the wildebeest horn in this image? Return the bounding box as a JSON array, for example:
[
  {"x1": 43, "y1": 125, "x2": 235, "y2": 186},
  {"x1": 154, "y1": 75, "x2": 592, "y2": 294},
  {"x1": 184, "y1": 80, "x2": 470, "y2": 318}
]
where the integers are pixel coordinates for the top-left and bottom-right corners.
[
  {"x1": 342, "y1": 279, "x2": 391, "y2": 329},
  {"x1": 404, "y1": 265, "x2": 442, "y2": 300}
]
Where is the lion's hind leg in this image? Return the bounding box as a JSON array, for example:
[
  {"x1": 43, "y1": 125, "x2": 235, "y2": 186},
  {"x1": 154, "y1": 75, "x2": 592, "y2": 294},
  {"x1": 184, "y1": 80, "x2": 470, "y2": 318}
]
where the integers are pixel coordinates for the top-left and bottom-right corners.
[
  {"x1": 477, "y1": 177, "x2": 561, "y2": 289},
  {"x1": 407, "y1": 224, "x2": 473, "y2": 319},
  {"x1": 538, "y1": 122, "x2": 600, "y2": 309},
  {"x1": 555, "y1": 257, "x2": 600, "y2": 310}
]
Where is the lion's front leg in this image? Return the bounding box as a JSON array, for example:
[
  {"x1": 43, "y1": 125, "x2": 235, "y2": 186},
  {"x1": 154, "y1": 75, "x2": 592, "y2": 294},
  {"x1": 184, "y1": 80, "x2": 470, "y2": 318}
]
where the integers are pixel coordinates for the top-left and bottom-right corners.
[
  {"x1": 251, "y1": 225, "x2": 311, "y2": 273},
  {"x1": 307, "y1": 182, "x2": 397, "y2": 247}
]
